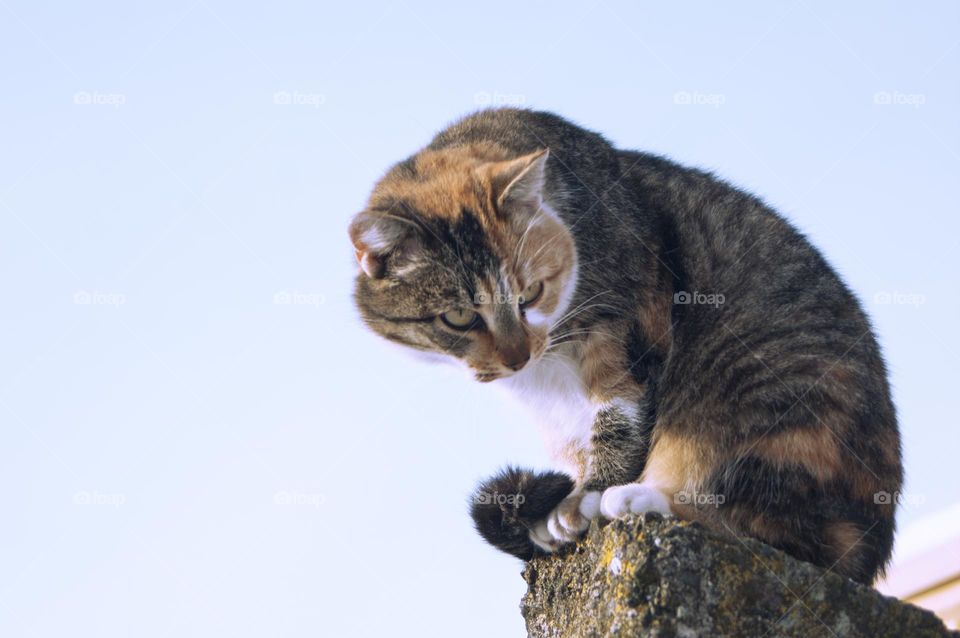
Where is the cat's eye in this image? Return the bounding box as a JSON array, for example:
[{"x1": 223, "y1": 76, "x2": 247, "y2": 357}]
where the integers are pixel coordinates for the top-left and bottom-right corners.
[
  {"x1": 518, "y1": 281, "x2": 544, "y2": 308},
  {"x1": 440, "y1": 308, "x2": 480, "y2": 330}
]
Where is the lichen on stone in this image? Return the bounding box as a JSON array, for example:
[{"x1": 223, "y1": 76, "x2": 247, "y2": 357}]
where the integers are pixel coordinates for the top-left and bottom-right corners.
[{"x1": 520, "y1": 513, "x2": 957, "y2": 638}]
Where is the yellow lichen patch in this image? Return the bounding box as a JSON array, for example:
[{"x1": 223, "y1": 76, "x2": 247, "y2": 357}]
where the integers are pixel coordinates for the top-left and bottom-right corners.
[{"x1": 600, "y1": 545, "x2": 614, "y2": 570}]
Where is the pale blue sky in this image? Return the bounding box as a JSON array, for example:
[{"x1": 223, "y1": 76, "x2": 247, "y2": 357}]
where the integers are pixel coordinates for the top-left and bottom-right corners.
[{"x1": 1, "y1": 2, "x2": 958, "y2": 636}]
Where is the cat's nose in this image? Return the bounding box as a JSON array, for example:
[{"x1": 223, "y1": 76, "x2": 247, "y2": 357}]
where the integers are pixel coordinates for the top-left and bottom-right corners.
[
  {"x1": 498, "y1": 348, "x2": 530, "y2": 371},
  {"x1": 494, "y1": 308, "x2": 530, "y2": 370}
]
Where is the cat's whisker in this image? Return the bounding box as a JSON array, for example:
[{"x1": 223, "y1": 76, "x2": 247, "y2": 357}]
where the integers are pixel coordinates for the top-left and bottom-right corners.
[
  {"x1": 524, "y1": 226, "x2": 572, "y2": 266},
  {"x1": 546, "y1": 327, "x2": 617, "y2": 344},
  {"x1": 549, "y1": 302, "x2": 620, "y2": 331},
  {"x1": 514, "y1": 208, "x2": 546, "y2": 263},
  {"x1": 550, "y1": 291, "x2": 615, "y2": 322},
  {"x1": 548, "y1": 290, "x2": 614, "y2": 329}
]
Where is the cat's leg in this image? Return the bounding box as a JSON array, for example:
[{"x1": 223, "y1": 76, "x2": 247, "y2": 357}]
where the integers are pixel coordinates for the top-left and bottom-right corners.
[
  {"x1": 598, "y1": 429, "x2": 709, "y2": 519},
  {"x1": 538, "y1": 429, "x2": 694, "y2": 545},
  {"x1": 531, "y1": 402, "x2": 652, "y2": 551}
]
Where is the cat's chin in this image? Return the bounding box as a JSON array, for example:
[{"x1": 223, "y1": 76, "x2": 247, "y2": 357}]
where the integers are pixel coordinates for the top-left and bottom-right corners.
[
  {"x1": 474, "y1": 358, "x2": 542, "y2": 383},
  {"x1": 475, "y1": 372, "x2": 506, "y2": 383}
]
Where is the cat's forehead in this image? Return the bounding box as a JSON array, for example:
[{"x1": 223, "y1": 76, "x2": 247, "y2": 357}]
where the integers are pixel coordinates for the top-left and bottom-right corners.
[
  {"x1": 367, "y1": 177, "x2": 517, "y2": 266},
  {"x1": 370, "y1": 143, "x2": 519, "y2": 216},
  {"x1": 373, "y1": 162, "x2": 490, "y2": 222}
]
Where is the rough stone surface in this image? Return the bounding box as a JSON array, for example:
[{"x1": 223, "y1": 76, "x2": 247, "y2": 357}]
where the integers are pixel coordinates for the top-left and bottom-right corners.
[{"x1": 521, "y1": 513, "x2": 956, "y2": 638}]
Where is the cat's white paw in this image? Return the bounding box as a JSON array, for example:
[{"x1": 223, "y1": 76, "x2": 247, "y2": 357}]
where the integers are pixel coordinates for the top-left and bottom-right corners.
[
  {"x1": 600, "y1": 483, "x2": 672, "y2": 519},
  {"x1": 529, "y1": 490, "x2": 601, "y2": 552}
]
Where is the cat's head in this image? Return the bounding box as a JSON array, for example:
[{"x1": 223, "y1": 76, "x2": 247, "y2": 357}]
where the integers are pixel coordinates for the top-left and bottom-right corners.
[{"x1": 349, "y1": 144, "x2": 578, "y2": 382}]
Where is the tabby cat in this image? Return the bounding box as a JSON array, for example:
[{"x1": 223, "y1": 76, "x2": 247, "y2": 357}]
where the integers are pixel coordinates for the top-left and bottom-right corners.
[{"x1": 348, "y1": 108, "x2": 901, "y2": 584}]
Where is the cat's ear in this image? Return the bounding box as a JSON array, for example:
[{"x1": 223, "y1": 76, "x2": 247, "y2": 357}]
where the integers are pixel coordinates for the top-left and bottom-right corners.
[
  {"x1": 492, "y1": 149, "x2": 549, "y2": 214},
  {"x1": 348, "y1": 210, "x2": 420, "y2": 279}
]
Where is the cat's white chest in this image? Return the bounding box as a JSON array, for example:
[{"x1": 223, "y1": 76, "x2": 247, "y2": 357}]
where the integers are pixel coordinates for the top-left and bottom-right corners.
[{"x1": 499, "y1": 352, "x2": 600, "y2": 477}]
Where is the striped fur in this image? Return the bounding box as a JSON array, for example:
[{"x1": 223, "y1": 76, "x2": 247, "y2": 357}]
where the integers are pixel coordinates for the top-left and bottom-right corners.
[{"x1": 349, "y1": 109, "x2": 901, "y2": 584}]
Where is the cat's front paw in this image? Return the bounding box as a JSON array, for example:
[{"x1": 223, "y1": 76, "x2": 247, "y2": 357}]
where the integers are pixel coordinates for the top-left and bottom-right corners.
[
  {"x1": 600, "y1": 483, "x2": 672, "y2": 519},
  {"x1": 529, "y1": 490, "x2": 601, "y2": 552}
]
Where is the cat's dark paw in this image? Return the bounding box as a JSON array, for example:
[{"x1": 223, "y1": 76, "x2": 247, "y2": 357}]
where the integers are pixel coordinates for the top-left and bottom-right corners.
[{"x1": 469, "y1": 467, "x2": 573, "y2": 560}]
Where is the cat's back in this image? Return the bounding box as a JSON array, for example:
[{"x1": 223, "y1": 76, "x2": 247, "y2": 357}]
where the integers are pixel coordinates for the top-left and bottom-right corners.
[
  {"x1": 616, "y1": 149, "x2": 855, "y2": 309},
  {"x1": 428, "y1": 108, "x2": 611, "y2": 157}
]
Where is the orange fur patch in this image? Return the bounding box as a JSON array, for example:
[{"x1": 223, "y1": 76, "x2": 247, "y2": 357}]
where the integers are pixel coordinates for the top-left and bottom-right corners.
[
  {"x1": 641, "y1": 430, "x2": 719, "y2": 502},
  {"x1": 746, "y1": 513, "x2": 789, "y2": 545},
  {"x1": 557, "y1": 441, "x2": 591, "y2": 482},
  {"x1": 638, "y1": 289, "x2": 673, "y2": 353},
  {"x1": 371, "y1": 143, "x2": 516, "y2": 223},
  {"x1": 745, "y1": 425, "x2": 843, "y2": 483},
  {"x1": 826, "y1": 521, "x2": 865, "y2": 575},
  {"x1": 579, "y1": 327, "x2": 641, "y2": 402}
]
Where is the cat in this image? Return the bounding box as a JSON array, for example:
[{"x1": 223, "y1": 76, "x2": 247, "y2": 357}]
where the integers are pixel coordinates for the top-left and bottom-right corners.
[{"x1": 348, "y1": 108, "x2": 902, "y2": 584}]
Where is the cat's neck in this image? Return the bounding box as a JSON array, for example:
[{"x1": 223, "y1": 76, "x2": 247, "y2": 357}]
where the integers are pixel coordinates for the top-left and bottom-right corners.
[{"x1": 498, "y1": 344, "x2": 598, "y2": 477}]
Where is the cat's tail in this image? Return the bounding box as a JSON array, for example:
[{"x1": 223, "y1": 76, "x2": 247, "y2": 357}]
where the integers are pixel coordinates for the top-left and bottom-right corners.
[{"x1": 469, "y1": 467, "x2": 574, "y2": 560}]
